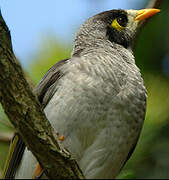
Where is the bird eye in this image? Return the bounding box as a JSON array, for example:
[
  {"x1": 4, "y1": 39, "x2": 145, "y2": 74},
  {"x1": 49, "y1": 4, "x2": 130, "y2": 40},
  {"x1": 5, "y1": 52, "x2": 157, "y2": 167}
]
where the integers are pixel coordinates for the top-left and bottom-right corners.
[
  {"x1": 117, "y1": 16, "x2": 127, "y2": 27},
  {"x1": 110, "y1": 15, "x2": 128, "y2": 32}
]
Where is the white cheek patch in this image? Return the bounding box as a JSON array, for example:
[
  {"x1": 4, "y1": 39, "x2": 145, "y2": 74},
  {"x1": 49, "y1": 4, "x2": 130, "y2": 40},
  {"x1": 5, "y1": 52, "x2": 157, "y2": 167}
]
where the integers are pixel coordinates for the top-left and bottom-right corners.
[{"x1": 126, "y1": 10, "x2": 139, "y2": 33}]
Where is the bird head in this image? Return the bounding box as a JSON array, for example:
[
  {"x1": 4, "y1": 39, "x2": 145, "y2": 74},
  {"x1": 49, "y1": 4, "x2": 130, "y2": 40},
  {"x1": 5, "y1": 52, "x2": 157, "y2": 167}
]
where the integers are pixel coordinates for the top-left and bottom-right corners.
[{"x1": 73, "y1": 9, "x2": 160, "y2": 55}]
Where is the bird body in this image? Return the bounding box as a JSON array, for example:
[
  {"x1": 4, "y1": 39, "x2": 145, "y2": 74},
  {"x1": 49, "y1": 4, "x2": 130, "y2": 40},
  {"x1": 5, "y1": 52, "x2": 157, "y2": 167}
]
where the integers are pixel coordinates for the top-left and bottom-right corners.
[
  {"x1": 2, "y1": 8, "x2": 160, "y2": 179},
  {"x1": 45, "y1": 46, "x2": 146, "y2": 179},
  {"x1": 15, "y1": 42, "x2": 146, "y2": 179}
]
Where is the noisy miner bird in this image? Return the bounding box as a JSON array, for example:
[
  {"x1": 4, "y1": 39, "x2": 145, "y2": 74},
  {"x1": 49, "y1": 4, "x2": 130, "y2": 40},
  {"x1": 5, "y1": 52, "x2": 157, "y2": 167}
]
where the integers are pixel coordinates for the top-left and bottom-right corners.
[{"x1": 2, "y1": 8, "x2": 160, "y2": 179}]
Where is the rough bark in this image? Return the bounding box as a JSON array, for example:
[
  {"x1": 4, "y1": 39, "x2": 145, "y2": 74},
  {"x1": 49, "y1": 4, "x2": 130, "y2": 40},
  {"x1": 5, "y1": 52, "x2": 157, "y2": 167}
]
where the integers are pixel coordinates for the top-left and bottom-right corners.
[{"x1": 0, "y1": 11, "x2": 84, "y2": 179}]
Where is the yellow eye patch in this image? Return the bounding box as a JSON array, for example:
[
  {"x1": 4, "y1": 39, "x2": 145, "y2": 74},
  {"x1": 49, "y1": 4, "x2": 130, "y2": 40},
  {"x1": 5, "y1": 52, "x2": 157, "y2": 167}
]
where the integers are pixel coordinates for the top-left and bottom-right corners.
[{"x1": 111, "y1": 18, "x2": 125, "y2": 32}]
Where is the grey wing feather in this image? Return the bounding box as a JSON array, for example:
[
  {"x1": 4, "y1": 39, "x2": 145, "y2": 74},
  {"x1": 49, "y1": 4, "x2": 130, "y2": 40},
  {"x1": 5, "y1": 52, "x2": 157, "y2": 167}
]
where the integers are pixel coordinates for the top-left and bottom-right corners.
[
  {"x1": 2, "y1": 133, "x2": 25, "y2": 179},
  {"x1": 2, "y1": 58, "x2": 69, "y2": 179},
  {"x1": 33, "y1": 58, "x2": 69, "y2": 108}
]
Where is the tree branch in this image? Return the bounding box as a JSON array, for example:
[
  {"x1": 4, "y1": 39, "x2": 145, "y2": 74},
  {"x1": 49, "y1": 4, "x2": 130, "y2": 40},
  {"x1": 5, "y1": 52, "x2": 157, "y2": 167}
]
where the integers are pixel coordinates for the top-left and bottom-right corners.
[
  {"x1": 0, "y1": 0, "x2": 163, "y2": 178},
  {"x1": 146, "y1": 0, "x2": 164, "y2": 8},
  {"x1": 0, "y1": 132, "x2": 13, "y2": 143},
  {"x1": 0, "y1": 11, "x2": 84, "y2": 179}
]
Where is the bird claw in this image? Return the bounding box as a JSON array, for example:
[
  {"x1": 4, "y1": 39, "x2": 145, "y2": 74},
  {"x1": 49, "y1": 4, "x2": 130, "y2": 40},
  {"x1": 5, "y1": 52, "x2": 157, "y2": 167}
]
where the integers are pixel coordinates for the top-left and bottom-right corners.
[{"x1": 56, "y1": 132, "x2": 65, "y2": 142}]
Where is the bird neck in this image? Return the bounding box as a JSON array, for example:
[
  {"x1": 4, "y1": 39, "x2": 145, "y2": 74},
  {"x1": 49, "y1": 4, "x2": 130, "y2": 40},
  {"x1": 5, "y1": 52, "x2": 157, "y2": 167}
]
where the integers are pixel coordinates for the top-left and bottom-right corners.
[{"x1": 72, "y1": 38, "x2": 133, "y2": 61}]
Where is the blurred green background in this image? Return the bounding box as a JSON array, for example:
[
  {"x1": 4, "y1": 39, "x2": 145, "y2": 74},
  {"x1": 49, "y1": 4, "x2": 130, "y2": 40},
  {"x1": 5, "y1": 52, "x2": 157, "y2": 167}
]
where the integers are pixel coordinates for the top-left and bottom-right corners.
[{"x1": 1, "y1": 0, "x2": 169, "y2": 179}]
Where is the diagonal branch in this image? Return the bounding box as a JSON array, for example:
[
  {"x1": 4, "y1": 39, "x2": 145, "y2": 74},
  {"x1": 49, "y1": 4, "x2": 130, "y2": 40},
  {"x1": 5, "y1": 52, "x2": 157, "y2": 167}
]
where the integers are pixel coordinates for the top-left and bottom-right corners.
[
  {"x1": 0, "y1": 11, "x2": 84, "y2": 179},
  {"x1": 0, "y1": 0, "x2": 163, "y2": 178}
]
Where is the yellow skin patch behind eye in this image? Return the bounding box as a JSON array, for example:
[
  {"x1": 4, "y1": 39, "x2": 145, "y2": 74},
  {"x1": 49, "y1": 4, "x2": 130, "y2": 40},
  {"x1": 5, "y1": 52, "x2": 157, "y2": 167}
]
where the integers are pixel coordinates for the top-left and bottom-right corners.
[{"x1": 111, "y1": 18, "x2": 125, "y2": 32}]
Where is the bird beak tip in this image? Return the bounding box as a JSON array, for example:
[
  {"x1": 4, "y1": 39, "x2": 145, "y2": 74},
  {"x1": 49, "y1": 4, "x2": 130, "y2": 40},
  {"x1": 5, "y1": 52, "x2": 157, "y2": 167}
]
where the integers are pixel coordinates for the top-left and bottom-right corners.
[{"x1": 135, "y1": 8, "x2": 160, "y2": 21}]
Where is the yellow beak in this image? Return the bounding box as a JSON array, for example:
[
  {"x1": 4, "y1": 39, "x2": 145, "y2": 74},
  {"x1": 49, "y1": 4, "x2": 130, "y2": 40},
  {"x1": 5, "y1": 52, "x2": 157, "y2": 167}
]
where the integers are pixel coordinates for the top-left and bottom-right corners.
[{"x1": 135, "y1": 8, "x2": 160, "y2": 21}]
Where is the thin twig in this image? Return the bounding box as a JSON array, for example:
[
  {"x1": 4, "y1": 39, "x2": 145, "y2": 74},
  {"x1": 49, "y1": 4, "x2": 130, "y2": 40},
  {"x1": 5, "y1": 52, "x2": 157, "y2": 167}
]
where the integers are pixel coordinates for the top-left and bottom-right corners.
[
  {"x1": 146, "y1": 0, "x2": 164, "y2": 8},
  {"x1": 0, "y1": 132, "x2": 13, "y2": 143}
]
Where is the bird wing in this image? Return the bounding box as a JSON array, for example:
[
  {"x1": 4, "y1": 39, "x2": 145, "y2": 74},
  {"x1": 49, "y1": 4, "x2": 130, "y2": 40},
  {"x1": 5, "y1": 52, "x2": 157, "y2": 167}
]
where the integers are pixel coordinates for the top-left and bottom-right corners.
[
  {"x1": 1, "y1": 58, "x2": 69, "y2": 179},
  {"x1": 1, "y1": 133, "x2": 25, "y2": 179},
  {"x1": 33, "y1": 59, "x2": 69, "y2": 108}
]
